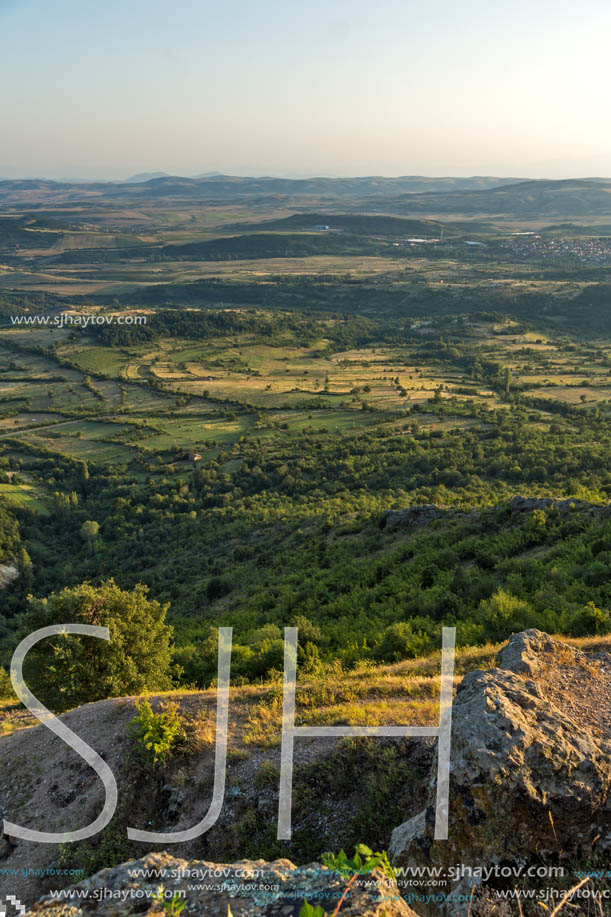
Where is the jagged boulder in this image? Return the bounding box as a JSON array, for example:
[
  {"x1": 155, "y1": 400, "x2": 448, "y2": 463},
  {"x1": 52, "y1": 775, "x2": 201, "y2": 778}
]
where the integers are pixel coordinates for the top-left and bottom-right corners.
[
  {"x1": 507, "y1": 495, "x2": 602, "y2": 515},
  {"x1": 390, "y1": 630, "x2": 611, "y2": 895},
  {"x1": 383, "y1": 506, "x2": 447, "y2": 531},
  {"x1": 29, "y1": 851, "x2": 418, "y2": 915}
]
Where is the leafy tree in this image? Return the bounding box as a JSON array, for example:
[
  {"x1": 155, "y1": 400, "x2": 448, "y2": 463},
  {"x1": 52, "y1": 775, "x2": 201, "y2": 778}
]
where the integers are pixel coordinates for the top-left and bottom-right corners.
[
  {"x1": 22, "y1": 580, "x2": 174, "y2": 711},
  {"x1": 504, "y1": 367, "x2": 512, "y2": 395},
  {"x1": 80, "y1": 520, "x2": 100, "y2": 554},
  {"x1": 477, "y1": 588, "x2": 537, "y2": 642},
  {"x1": 376, "y1": 621, "x2": 432, "y2": 662}
]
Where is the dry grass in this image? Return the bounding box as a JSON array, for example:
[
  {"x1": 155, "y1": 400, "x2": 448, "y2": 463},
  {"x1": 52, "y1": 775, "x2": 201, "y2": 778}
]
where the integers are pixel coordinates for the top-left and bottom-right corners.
[
  {"x1": 242, "y1": 698, "x2": 283, "y2": 747},
  {"x1": 299, "y1": 698, "x2": 441, "y2": 728},
  {"x1": 230, "y1": 633, "x2": 611, "y2": 747},
  {"x1": 182, "y1": 706, "x2": 217, "y2": 754},
  {"x1": 3, "y1": 634, "x2": 609, "y2": 749}
]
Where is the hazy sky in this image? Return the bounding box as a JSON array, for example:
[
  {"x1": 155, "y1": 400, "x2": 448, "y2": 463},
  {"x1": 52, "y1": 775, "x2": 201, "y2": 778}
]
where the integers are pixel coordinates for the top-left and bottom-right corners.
[{"x1": 1, "y1": 0, "x2": 610, "y2": 180}]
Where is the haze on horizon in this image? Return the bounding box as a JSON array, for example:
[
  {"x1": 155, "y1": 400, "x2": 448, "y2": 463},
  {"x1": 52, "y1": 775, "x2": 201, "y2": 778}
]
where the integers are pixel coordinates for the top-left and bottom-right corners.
[{"x1": 1, "y1": 0, "x2": 610, "y2": 182}]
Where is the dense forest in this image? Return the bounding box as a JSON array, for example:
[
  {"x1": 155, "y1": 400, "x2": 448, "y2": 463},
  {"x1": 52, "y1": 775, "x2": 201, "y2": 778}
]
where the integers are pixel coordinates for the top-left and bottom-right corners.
[{"x1": 2, "y1": 304, "x2": 611, "y2": 691}]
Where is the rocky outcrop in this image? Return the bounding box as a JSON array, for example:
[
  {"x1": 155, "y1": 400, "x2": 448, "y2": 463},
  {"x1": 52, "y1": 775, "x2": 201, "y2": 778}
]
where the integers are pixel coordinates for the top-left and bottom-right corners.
[
  {"x1": 29, "y1": 851, "x2": 418, "y2": 915},
  {"x1": 383, "y1": 506, "x2": 447, "y2": 531},
  {"x1": 382, "y1": 496, "x2": 608, "y2": 534},
  {"x1": 390, "y1": 630, "x2": 611, "y2": 907},
  {"x1": 506, "y1": 495, "x2": 602, "y2": 514},
  {"x1": 0, "y1": 562, "x2": 18, "y2": 587}
]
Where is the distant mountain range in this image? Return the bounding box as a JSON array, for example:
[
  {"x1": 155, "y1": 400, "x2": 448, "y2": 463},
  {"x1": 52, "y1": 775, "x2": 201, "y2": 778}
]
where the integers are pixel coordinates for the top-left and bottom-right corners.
[
  {"x1": 126, "y1": 173, "x2": 529, "y2": 195},
  {"x1": 124, "y1": 171, "x2": 172, "y2": 183},
  {"x1": 1, "y1": 175, "x2": 610, "y2": 220},
  {"x1": 0, "y1": 173, "x2": 527, "y2": 196},
  {"x1": 125, "y1": 170, "x2": 224, "y2": 182}
]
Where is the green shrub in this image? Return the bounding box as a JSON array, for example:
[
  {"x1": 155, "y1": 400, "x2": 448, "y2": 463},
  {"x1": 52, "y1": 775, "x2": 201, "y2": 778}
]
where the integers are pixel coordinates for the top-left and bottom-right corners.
[
  {"x1": 570, "y1": 601, "x2": 611, "y2": 636},
  {"x1": 477, "y1": 588, "x2": 538, "y2": 642},
  {"x1": 58, "y1": 822, "x2": 128, "y2": 879},
  {"x1": 131, "y1": 698, "x2": 184, "y2": 768},
  {"x1": 0, "y1": 667, "x2": 14, "y2": 700},
  {"x1": 375, "y1": 621, "x2": 433, "y2": 662},
  {"x1": 254, "y1": 759, "x2": 280, "y2": 790}
]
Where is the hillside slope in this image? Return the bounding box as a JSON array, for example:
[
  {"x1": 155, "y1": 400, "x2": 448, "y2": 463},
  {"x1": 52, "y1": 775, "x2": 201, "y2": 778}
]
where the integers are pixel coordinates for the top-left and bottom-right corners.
[{"x1": 1, "y1": 633, "x2": 610, "y2": 912}]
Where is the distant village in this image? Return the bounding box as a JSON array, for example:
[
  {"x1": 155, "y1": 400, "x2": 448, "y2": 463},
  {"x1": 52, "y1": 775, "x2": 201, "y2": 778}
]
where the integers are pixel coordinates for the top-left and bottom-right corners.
[{"x1": 502, "y1": 233, "x2": 611, "y2": 264}]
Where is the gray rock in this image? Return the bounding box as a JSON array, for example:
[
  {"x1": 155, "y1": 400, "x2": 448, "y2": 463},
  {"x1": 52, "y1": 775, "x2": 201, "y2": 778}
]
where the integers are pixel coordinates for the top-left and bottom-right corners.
[
  {"x1": 384, "y1": 506, "x2": 446, "y2": 531},
  {"x1": 390, "y1": 630, "x2": 611, "y2": 909},
  {"x1": 30, "y1": 852, "x2": 419, "y2": 916},
  {"x1": 497, "y1": 627, "x2": 581, "y2": 676}
]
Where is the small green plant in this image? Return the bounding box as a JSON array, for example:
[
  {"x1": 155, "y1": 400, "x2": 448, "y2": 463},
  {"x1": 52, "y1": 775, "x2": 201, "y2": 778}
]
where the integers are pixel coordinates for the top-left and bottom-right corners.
[
  {"x1": 254, "y1": 759, "x2": 280, "y2": 790},
  {"x1": 227, "y1": 746, "x2": 250, "y2": 765},
  {"x1": 131, "y1": 698, "x2": 184, "y2": 768},
  {"x1": 153, "y1": 886, "x2": 186, "y2": 915},
  {"x1": 57, "y1": 822, "x2": 128, "y2": 879},
  {"x1": 300, "y1": 902, "x2": 327, "y2": 917},
  {"x1": 322, "y1": 843, "x2": 396, "y2": 880},
  {"x1": 320, "y1": 844, "x2": 396, "y2": 917}
]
